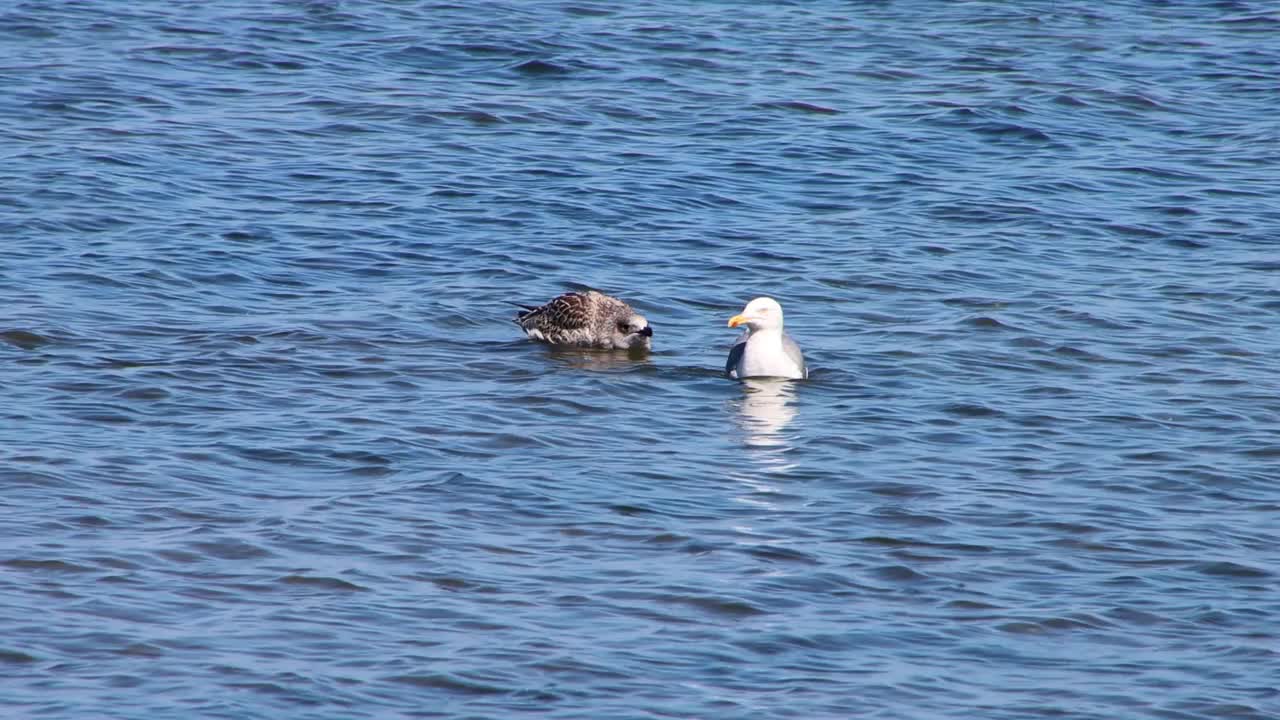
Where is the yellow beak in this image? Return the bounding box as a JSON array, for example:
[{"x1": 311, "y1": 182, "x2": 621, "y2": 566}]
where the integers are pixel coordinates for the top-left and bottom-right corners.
[{"x1": 727, "y1": 314, "x2": 749, "y2": 328}]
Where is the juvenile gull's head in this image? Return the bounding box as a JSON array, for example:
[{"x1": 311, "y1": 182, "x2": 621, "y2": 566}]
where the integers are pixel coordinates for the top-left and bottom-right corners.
[{"x1": 610, "y1": 311, "x2": 653, "y2": 350}]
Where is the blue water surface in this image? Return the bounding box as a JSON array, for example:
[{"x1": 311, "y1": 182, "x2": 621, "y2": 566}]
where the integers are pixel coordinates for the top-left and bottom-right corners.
[{"x1": 2, "y1": 2, "x2": 1278, "y2": 719}]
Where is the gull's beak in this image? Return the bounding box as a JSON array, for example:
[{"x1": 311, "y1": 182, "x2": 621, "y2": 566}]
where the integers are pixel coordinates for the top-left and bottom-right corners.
[
  {"x1": 727, "y1": 314, "x2": 749, "y2": 328},
  {"x1": 639, "y1": 325, "x2": 653, "y2": 337}
]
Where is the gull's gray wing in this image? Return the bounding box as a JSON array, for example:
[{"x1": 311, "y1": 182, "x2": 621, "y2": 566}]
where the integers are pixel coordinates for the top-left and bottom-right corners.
[
  {"x1": 725, "y1": 333, "x2": 748, "y2": 379},
  {"x1": 782, "y1": 332, "x2": 807, "y2": 379}
]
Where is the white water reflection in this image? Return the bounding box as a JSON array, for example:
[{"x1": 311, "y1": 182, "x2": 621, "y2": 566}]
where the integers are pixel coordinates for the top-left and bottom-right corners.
[
  {"x1": 739, "y1": 379, "x2": 798, "y2": 444},
  {"x1": 732, "y1": 379, "x2": 799, "y2": 481}
]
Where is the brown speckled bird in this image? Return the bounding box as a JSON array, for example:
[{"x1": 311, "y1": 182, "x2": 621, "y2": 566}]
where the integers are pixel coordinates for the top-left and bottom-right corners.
[{"x1": 514, "y1": 291, "x2": 652, "y2": 350}]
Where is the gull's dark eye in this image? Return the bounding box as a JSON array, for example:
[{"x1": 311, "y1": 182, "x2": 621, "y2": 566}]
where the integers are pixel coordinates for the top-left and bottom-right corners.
[{"x1": 617, "y1": 321, "x2": 630, "y2": 332}]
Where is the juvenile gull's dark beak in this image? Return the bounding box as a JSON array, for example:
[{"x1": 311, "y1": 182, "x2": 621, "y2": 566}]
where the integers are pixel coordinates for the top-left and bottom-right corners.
[{"x1": 639, "y1": 325, "x2": 653, "y2": 337}]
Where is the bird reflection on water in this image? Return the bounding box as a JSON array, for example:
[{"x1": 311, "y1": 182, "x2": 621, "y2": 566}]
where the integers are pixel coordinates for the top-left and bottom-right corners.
[
  {"x1": 544, "y1": 345, "x2": 653, "y2": 372},
  {"x1": 732, "y1": 379, "x2": 800, "y2": 480}
]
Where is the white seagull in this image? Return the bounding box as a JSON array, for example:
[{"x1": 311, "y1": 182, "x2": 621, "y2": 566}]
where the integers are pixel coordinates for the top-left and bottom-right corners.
[{"x1": 725, "y1": 297, "x2": 807, "y2": 380}]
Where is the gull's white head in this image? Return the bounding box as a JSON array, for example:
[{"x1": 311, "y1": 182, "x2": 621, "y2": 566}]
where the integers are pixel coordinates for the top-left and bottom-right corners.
[{"x1": 727, "y1": 296, "x2": 785, "y2": 332}]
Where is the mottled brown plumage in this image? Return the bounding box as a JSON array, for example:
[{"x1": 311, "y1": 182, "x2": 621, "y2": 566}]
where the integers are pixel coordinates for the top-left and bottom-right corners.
[{"x1": 515, "y1": 291, "x2": 652, "y2": 350}]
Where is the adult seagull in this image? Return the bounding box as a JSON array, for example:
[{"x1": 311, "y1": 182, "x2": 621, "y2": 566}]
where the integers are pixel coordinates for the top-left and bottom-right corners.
[{"x1": 725, "y1": 297, "x2": 807, "y2": 380}]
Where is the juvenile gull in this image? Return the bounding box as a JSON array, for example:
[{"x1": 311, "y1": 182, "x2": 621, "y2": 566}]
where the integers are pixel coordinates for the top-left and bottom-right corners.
[
  {"x1": 515, "y1": 290, "x2": 652, "y2": 350},
  {"x1": 726, "y1": 297, "x2": 807, "y2": 380}
]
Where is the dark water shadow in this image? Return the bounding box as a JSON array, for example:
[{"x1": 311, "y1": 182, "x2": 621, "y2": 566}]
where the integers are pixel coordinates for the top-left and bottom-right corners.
[{"x1": 543, "y1": 345, "x2": 653, "y2": 372}]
